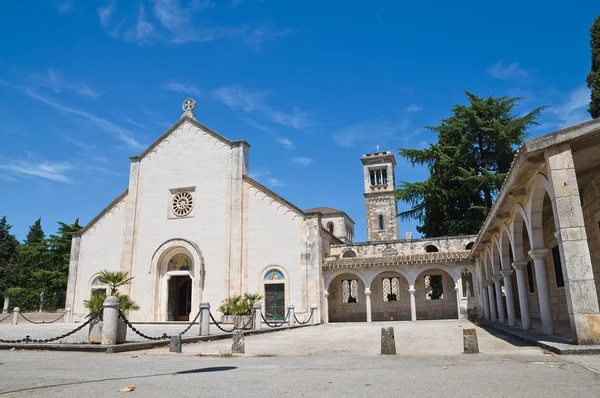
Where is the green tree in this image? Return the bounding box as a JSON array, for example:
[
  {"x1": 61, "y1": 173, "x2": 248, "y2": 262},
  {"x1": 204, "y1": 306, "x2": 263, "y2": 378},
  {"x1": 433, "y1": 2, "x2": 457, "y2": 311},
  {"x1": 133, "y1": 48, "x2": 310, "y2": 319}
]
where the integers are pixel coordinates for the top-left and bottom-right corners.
[
  {"x1": 587, "y1": 15, "x2": 600, "y2": 119},
  {"x1": 0, "y1": 216, "x2": 20, "y2": 305},
  {"x1": 396, "y1": 91, "x2": 546, "y2": 237}
]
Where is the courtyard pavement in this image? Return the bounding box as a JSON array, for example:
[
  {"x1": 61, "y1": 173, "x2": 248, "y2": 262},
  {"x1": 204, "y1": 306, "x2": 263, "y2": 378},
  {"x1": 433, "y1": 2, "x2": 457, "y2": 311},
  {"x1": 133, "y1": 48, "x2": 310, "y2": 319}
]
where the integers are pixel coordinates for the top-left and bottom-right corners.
[{"x1": 1, "y1": 320, "x2": 600, "y2": 397}]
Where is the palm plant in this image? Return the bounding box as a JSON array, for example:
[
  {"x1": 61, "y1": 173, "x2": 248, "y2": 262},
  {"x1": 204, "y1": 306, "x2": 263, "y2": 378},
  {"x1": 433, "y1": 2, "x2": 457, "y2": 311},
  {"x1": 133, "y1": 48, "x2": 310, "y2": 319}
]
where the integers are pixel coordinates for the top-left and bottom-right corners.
[
  {"x1": 219, "y1": 293, "x2": 263, "y2": 315},
  {"x1": 97, "y1": 270, "x2": 134, "y2": 295},
  {"x1": 83, "y1": 270, "x2": 139, "y2": 317}
]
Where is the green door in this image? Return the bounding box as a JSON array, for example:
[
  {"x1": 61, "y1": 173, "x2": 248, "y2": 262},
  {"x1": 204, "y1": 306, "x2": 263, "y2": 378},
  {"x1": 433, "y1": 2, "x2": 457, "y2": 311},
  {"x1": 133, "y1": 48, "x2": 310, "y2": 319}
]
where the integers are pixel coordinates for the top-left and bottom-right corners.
[{"x1": 265, "y1": 283, "x2": 285, "y2": 320}]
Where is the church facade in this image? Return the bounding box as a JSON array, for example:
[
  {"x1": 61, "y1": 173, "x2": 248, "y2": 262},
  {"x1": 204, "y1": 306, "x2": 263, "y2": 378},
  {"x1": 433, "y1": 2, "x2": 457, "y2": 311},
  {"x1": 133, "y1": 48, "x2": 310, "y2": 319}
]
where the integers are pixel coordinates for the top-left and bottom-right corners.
[{"x1": 65, "y1": 99, "x2": 600, "y2": 345}]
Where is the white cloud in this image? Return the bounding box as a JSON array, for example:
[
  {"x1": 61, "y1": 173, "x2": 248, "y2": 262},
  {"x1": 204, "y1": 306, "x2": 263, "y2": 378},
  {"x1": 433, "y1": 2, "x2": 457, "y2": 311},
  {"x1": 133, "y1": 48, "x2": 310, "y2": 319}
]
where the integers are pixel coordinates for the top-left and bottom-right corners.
[
  {"x1": 291, "y1": 157, "x2": 313, "y2": 167},
  {"x1": 276, "y1": 137, "x2": 294, "y2": 149},
  {"x1": 98, "y1": 1, "x2": 116, "y2": 27},
  {"x1": 165, "y1": 82, "x2": 201, "y2": 95},
  {"x1": 248, "y1": 169, "x2": 285, "y2": 188},
  {"x1": 405, "y1": 104, "x2": 423, "y2": 112},
  {"x1": 488, "y1": 60, "x2": 528, "y2": 80},
  {"x1": 333, "y1": 122, "x2": 398, "y2": 148},
  {"x1": 58, "y1": 0, "x2": 73, "y2": 14},
  {"x1": 123, "y1": 117, "x2": 147, "y2": 129},
  {"x1": 0, "y1": 157, "x2": 74, "y2": 183},
  {"x1": 213, "y1": 86, "x2": 308, "y2": 129},
  {"x1": 33, "y1": 69, "x2": 103, "y2": 98},
  {"x1": 552, "y1": 86, "x2": 592, "y2": 127},
  {"x1": 266, "y1": 177, "x2": 284, "y2": 188}
]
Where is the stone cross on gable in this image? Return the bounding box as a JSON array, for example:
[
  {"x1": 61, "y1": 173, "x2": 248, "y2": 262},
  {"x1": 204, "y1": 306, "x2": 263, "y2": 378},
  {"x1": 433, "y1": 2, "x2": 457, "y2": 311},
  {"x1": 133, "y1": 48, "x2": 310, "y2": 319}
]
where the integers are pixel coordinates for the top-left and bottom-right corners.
[{"x1": 375, "y1": 145, "x2": 380, "y2": 152}]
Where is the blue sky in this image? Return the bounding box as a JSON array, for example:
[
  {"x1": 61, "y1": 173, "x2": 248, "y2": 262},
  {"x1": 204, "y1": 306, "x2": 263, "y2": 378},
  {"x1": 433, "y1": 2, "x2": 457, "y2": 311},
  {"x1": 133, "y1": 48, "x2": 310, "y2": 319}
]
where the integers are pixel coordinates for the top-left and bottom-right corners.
[{"x1": 0, "y1": 0, "x2": 598, "y2": 241}]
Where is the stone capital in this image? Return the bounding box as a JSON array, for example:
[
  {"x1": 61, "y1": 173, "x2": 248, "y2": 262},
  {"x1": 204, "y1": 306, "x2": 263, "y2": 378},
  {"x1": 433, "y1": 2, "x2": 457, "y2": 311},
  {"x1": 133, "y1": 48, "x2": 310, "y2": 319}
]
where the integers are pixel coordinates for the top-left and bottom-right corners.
[
  {"x1": 501, "y1": 269, "x2": 514, "y2": 278},
  {"x1": 487, "y1": 280, "x2": 495, "y2": 286},
  {"x1": 492, "y1": 275, "x2": 503, "y2": 283},
  {"x1": 454, "y1": 286, "x2": 459, "y2": 292},
  {"x1": 364, "y1": 289, "x2": 371, "y2": 297},
  {"x1": 324, "y1": 291, "x2": 329, "y2": 298},
  {"x1": 512, "y1": 261, "x2": 528, "y2": 271},
  {"x1": 528, "y1": 248, "x2": 549, "y2": 260},
  {"x1": 408, "y1": 287, "x2": 416, "y2": 294}
]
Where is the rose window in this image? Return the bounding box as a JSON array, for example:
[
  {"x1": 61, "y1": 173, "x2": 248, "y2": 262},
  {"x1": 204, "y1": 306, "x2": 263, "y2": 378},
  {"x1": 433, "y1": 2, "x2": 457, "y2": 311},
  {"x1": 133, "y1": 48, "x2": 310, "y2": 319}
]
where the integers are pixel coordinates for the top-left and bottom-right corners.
[{"x1": 172, "y1": 192, "x2": 194, "y2": 217}]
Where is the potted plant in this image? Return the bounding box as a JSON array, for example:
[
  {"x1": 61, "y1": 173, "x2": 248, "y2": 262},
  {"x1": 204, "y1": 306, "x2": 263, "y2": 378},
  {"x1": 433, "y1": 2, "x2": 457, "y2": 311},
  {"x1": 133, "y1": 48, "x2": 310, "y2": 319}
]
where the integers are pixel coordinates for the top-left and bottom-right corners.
[
  {"x1": 218, "y1": 300, "x2": 234, "y2": 324},
  {"x1": 83, "y1": 271, "x2": 139, "y2": 344},
  {"x1": 218, "y1": 293, "x2": 263, "y2": 329}
]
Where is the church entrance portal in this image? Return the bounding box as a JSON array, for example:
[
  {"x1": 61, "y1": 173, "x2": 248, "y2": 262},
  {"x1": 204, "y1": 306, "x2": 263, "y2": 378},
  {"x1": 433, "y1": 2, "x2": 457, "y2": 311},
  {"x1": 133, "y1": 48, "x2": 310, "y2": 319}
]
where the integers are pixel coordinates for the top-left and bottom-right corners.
[
  {"x1": 265, "y1": 283, "x2": 285, "y2": 320},
  {"x1": 169, "y1": 276, "x2": 192, "y2": 321}
]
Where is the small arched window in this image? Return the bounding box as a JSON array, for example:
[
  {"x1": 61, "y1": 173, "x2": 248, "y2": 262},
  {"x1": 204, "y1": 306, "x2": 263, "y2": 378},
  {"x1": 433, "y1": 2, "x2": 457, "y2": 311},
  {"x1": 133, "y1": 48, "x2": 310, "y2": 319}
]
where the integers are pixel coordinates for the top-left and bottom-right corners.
[
  {"x1": 342, "y1": 250, "x2": 357, "y2": 258},
  {"x1": 465, "y1": 242, "x2": 474, "y2": 250},
  {"x1": 327, "y1": 222, "x2": 334, "y2": 234},
  {"x1": 378, "y1": 214, "x2": 384, "y2": 230},
  {"x1": 425, "y1": 245, "x2": 439, "y2": 253}
]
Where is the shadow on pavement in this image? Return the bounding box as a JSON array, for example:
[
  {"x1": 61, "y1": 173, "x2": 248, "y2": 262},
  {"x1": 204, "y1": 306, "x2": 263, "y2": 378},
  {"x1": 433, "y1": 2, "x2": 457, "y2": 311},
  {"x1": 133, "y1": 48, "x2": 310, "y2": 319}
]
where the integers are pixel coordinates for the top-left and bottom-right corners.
[{"x1": 0, "y1": 366, "x2": 237, "y2": 395}]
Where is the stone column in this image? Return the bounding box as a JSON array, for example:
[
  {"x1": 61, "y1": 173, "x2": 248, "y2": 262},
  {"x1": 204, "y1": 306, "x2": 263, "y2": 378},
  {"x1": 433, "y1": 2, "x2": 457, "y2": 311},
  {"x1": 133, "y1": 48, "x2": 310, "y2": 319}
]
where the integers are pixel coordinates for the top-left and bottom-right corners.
[
  {"x1": 288, "y1": 304, "x2": 295, "y2": 327},
  {"x1": 253, "y1": 302, "x2": 262, "y2": 331},
  {"x1": 454, "y1": 285, "x2": 461, "y2": 320},
  {"x1": 493, "y1": 275, "x2": 505, "y2": 323},
  {"x1": 11, "y1": 307, "x2": 19, "y2": 325},
  {"x1": 487, "y1": 282, "x2": 497, "y2": 321},
  {"x1": 481, "y1": 284, "x2": 490, "y2": 320},
  {"x1": 529, "y1": 249, "x2": 554, "y2": 335},
  {"x1": 311, "y1": 304, "x2": 318, "y2": 324},
  {"x1": 323, "y1": 291, "x2": 329, "y2": 324},
  {"x1": 512, "y1": 262, "x2": 531, "y2": 329},
  {"x1": 501, "y1": 270, "x2": 517, "y2": 326},
  {"x1": 199, "y1": 302, "x2": 210, "y2": 336},
  {"x1": 409, "y1": 285, "x2": 417, "y2": 321},
  {"x1": 101, "y1": 296, "x2": 119, "y2": 345},
  {"x1": 545, "y1": 143, "x2": 600, "y2": 344},
  {"x1": 2, "y1": 298, "x2": 9, "y2": 314},
  {"x1": 365, "y1": 289, "x2": 372, "y2": 323}
]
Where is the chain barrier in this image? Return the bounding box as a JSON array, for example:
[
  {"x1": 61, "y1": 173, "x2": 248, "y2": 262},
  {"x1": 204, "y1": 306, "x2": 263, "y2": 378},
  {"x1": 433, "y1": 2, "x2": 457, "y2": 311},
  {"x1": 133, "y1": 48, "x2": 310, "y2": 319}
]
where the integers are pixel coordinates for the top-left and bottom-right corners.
[
  {"x1": 177, "y1": 310, "x2": 201, "y2": 336},
  {"x1": 294, "y1": 308, "x2": 315, "y2": 325},
  {"x1": 239, "y1": 311, "x2": 255, "y2": 330},
  {"x1": 209, "y1": 312, "x2": 235, "y2": 333},
  {"x1": 0, "y1": 317, "x2": 94, "y2": 344},
  {"x1": 118, "y1": 310, "x2": 169, "y2": 341},
  {"x1": 0, "y1": 312, "x2": 12, "y2": 323},
  {"x1": 19, "y1": 311, "x2": 67, "y2": 324},
  {"x1": 261, "y1": 309, "x2": 290, "y2": 328}
]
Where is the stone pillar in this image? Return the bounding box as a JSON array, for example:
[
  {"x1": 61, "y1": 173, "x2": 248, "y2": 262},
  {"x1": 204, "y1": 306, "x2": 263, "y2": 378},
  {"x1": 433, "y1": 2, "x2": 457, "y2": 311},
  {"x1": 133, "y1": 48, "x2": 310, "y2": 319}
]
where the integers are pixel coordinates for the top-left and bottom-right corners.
[
  {"x1": 381, "y1": 327, "x2": 396, "y2": 355},
  {"x1": 511, "y1": 262, "x2": 531, "y2": 330},
  {"x1": 545, "y1": 143, "x2": 600, "y2": 344},
  {"x1": 493, "y1": 275, "x2": 505, "y2": 323},
  {"x1": 253, "y1": 302, "x2": 262, "y2": 331},
  {"x1": 232, "y1": 330, "x2": 245, "y2": 354},
  {"x1": 529, "y1": 249, "x2": 554, "y2": 335},
  {"x1": 487, "y1": 282, "x2": 497, "y2": 321},
  {"x1": 311, "y1": 304, "x2": 318, "y2": 324},
  {"x1": 64, "y1": 232, "x2": 81, "y2": 322},
  {"x1": 409, "y1": 285, "x2": 417, "y2": 321},
  {"x1": 199, "y1": 302, "x2": 210, "y2": 336},
  {"x1": 323, "y1": 291, "x2": 329, "y2": 324},
  {"x1": 169, "y1": 334, "x2": 182, "y2": 353},
  {"x1": 454, "y1": 285, "x2": 461, "y2": 320},
  {"x1": 288, "y1": 304, "x2": 295, "y2": 327},
  {"x1": 501, "y1": 270, "x2": 517, "y2": 326},
  {"x1": 365, "y1": 289, "x2": 372, "y2": 323},
  {"x1": 64, "y1": 308, "x2": 71, "y2": 324},
  {"x1": 101, "y1": 296, "x2": 120, "y2": 345},
  {"x1": 2, "y1": 298, "x2": 9, "y2": 314},
  {"x1": 481, "y1": 283, "x2": 490, "y2": 320},
  {"x1": 12, "y1": 307, "x2": 20, "y2": 325},
  {"x1": 463, "y1": 329, "x2": 479, "y2": 354}
]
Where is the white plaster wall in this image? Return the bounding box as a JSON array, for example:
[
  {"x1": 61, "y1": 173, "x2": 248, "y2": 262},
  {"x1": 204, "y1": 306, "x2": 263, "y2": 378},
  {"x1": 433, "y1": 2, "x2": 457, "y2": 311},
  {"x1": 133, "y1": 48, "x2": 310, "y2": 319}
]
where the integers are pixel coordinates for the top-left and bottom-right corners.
[
  {"x1": 74, "y1": 197, "x2": 127, "y2": 317},
  {"x1": 131, "y1": 121, "x2": 232, "y2": 320},
  {"x1": 245, "y1": 181, "x2": 305, "y2": 312}
]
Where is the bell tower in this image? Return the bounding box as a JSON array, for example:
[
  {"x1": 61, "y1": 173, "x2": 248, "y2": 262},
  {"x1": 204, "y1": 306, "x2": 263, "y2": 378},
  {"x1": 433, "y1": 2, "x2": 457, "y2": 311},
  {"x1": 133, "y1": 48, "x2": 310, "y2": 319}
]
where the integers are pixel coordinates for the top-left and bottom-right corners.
[{"x1": 361, "y1": 149, "x2": 399, "y2": 241}]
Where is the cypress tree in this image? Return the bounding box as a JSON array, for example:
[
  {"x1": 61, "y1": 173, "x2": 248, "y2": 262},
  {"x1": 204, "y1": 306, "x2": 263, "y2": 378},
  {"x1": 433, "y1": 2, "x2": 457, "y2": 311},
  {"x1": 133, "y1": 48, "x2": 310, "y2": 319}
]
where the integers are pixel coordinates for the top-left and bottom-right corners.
[{"x1": 588, "y1": 15, "x2": 600, "y2": 119}]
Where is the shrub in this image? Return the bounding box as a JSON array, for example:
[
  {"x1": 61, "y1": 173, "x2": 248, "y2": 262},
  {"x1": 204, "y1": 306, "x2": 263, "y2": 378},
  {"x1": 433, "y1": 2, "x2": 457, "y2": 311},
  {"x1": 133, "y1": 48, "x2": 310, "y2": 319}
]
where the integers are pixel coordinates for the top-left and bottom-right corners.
[
  {"x1": 5, "y1": 287, "x2": 40, "y2": 311},
  {"x1": 218, "y1": 293, "x2": 263, "y2": 316}
]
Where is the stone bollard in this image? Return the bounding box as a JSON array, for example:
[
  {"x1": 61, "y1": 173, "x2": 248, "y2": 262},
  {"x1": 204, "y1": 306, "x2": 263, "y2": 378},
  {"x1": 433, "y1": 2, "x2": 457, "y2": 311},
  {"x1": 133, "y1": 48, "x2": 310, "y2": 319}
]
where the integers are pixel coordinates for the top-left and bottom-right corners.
[
  {"x1": 199, "y1": 302, "x2": 210, "y2": 336},
  {"x1": 381, "y1": 327, "x2": 396, "y2": 355},
  {"x1": 311, "y1": 304, "x2": 318, "y2": 324},
  {"x1": 232, "y1": 330, "x2": 245, "y2": 354},
  {"x1": 12, "y1": 307, "x2": 20, "y2": 326},
  {"x1": 64, "y1": 308, "x2": 71, "y2": 324},
  {"x1": 2, "y1": 298, "x2": 9, "y2": 314},
  {"x1": 463, "y1": 328, "x2": 479, "y2": 354},
  {"x1": 170, "y1": 334, "x2": 182, "y2": 353},
  {"x1": 253, "y1": 302, "x2": 262, "y2": 331},
  {"x1": 288, "y1": 304, "x2": 295, "y2": 327},
  {"x1": 101, "y1": 296, "x2": 120, "y2": 345}
]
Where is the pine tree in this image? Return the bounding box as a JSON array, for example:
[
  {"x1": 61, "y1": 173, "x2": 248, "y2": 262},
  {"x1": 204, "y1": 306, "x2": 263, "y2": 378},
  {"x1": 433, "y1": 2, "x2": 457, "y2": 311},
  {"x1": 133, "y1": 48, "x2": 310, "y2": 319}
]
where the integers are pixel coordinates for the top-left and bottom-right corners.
[
  {"x1": 0, "y1": 216, "x2": 20, "y2": 302},
  {"x1": 396, "y1": 91, "x2": 546, "y2": 237},
  {"x1": 587, "y1": 15, "x2": 600, "y2": 119}
]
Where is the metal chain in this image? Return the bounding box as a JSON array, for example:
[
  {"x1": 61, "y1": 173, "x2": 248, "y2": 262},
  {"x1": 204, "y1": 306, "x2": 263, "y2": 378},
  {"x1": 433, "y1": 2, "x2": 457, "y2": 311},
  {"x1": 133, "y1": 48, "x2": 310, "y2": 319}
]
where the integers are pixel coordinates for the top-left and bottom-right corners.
[
  {"x1": 0, "y1": 312, "x2": 12, "y2": 323},
  {"x1": 209, "y1": 312, "x2": 235, "y2": 333},
  {"x1": 239, "y1": 311, "x2": 255, "y2": 330},
  {"x1": 0, "y1": 317, "x2": 94, "y2": 344},
  {"x1": 261, "y1": 309, "x2": 290, "y2": 328},
  {"x1": 119, "y1": 310, "x2": 169, "y2": 341},
  {"x1": 19, "y1": 311, "x2": 67, "y2": 324},
  {"x1": 178, "y1": 311, "x2": 200, "y2": 336},
  {"x1": 294, "y1": 308, "x2": 314, "y2": 325}
]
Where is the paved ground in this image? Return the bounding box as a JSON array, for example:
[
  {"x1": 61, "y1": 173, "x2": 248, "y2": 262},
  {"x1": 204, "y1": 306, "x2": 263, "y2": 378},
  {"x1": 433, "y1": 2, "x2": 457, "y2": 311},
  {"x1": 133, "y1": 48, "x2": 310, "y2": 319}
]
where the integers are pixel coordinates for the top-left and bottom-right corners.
[{"x1": 1, "y1": 320, "x2": 600, "y2": 397}]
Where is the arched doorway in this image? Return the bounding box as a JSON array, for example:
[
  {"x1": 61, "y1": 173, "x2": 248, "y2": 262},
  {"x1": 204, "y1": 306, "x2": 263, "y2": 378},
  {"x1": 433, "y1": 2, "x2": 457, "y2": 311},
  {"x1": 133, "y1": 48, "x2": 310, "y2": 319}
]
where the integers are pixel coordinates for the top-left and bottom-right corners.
[
  {"x1": 263, "y1": 269, "x2": 286, "y2": 320},
  {"x1": 166, "y1": 253, "x2": 193, "y2": 321}
]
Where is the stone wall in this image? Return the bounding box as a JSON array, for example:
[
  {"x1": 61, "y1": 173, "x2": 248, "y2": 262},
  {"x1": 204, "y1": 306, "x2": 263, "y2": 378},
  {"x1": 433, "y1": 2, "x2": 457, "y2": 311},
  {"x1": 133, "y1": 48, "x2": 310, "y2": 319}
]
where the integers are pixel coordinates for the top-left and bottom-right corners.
[
  {"x1": 364, "y1": 193, "x2": 399, "y2": 241},
  {"x1": 320, "y1": 215, "x2": 354, "y2": 243},
  {"x1": 328, "y1": 274, "x2": 367, "y2": 322},
  {"x1": 581, "y1": 173, "x2": 600, "y2": 305}
]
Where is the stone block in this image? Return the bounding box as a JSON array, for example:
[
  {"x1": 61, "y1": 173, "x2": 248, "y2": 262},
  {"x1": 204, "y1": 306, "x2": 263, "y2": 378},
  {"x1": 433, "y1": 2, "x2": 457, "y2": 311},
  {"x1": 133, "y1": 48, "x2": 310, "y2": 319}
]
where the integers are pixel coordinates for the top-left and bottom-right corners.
[
  {"x1": 232, "y1": 330, "x2": 245, "y2": 354},
  {"x1": 573, "y1": 314, "x2": 600, "y2": 345},
  {"x1": 169, "y1": 334, "x2": 182, "y2": 353},
  {"x1": 380, "y1": 327, "x2": 396, "y2": 355},
  {"x1": 463, "y1": 329, "x2": 479, "y2": 354}
]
